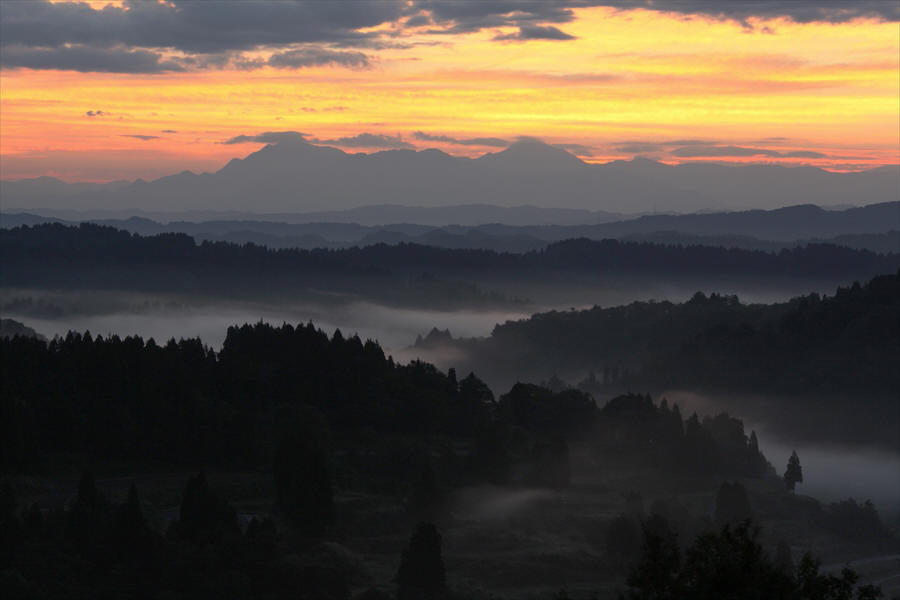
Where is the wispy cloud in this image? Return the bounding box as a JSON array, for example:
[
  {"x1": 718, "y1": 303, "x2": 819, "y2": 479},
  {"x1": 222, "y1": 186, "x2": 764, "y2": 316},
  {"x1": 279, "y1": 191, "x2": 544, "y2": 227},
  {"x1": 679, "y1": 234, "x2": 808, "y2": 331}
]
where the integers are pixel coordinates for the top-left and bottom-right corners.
[{"x1": 413, "y1": 131, "x2": 508, "y2": 147}]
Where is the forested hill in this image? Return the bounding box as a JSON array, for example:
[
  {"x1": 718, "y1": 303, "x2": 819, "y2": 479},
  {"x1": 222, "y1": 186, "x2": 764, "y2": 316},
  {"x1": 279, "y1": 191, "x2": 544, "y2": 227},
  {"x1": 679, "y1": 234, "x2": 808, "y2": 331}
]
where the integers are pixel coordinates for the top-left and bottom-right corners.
[
  {"x1": 439, "y1": 271, "x2": 900, "y2": 399},
  {"x1": 1, "y1": 320, "x2": 768, "y2": 488},
  {"x1": 2, "y1": 223, "x2": 898, "y2": 302}
]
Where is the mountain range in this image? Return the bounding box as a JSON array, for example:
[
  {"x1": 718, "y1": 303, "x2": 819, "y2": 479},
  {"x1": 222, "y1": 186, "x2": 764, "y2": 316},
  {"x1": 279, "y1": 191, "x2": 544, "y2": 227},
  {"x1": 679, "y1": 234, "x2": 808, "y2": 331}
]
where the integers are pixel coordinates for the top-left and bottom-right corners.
[
  {"x1": 3, "y1": 138, "x2": 898, "y2": 214},
  {"x1": 3, "y1": 202, "x2": 897, "y2": 252}
]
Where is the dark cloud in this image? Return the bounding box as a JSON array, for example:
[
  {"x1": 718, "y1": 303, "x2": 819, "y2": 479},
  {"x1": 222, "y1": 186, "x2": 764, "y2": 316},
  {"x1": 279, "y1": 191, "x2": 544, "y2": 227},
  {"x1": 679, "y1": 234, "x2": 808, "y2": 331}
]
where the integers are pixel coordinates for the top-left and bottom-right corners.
[
  {"x1": 2, "y1": 1, "x2": 894, "y2": 73},
  {"x1": 0, "y1": 1, "x2": 401, "y2": 54},
  {"x1": 615, "y1": 143, "x2": 663, "y2": 153},
  {"x1": 161, "y1": 130, "x2": 177, "y2": 134},
  {"x1": 614, "y1": 139, "x2": 716, "y2": 153},
  {"x1": 122, "y1": 135, "x2": 159, "y2": 141},
  {"x1": 0, "y1": 0, "x2": 395, "y2": 73},
  {"x1": 404, "y1": 14, "x2": 434, "y2": 27},
  {"x1": 221, "y1": 131, "x2": 310, "y2": 145},
  {"x1": 415, "y1": 1, "x2": 578, "y2": 34},
  {"x1": 268, "y1": 48, "x2": 370, "y2": 68},
  {"x1": 670, "y1": 145, "x2": 826, "y2": 158},
  {"x1": 780, "y1": 150, "x2": 827, "y2": 158},
  {"x1": 494, "y1": 25, "x2": 576, "y2": 41},
  {"x1": 671, "y1": 145, "x2": 781, "y2": 157},
  {"x1": 413, "y1": 131, "x2": 509, "y2": 147},
  {"x1": 312, "y1": 133, "x2": 414, "y2": 149},
  {"x1": 600, "y1": 1, "x2": 899, "y2": 24},
  {"x1": 2, "y1": 44, "x2": 185, "y2": 73},
  {"x1": 85, "y1": 110, "x2": 108, "y2": 118}
]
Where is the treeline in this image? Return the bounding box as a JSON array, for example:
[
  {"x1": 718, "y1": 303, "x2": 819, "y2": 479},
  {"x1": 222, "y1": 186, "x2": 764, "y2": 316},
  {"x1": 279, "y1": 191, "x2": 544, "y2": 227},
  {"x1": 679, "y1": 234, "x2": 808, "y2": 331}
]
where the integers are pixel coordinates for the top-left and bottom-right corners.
[
  {"x1": 2, "y1": 223, "x2": 897, "y2": 299},
  {"x1": 2, "y1": 321, "x2": 769, "y2": 488},
  {"x1": 448, "y1": 271, "x2": 900, "y2": 396},
  {"x1": 645, "y1": 271, "x2": 900, "y2": 393},
  {"x1": 1, "y1": 321, "x2": 892, "y2": 598}
]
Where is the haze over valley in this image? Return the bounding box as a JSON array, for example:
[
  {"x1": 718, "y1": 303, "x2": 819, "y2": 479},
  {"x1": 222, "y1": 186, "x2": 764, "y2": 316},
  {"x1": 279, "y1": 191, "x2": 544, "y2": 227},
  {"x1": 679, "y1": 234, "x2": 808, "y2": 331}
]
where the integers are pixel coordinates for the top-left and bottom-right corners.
[{"x1": 2, "y1": 1, "x2": 899, "y2": 598}]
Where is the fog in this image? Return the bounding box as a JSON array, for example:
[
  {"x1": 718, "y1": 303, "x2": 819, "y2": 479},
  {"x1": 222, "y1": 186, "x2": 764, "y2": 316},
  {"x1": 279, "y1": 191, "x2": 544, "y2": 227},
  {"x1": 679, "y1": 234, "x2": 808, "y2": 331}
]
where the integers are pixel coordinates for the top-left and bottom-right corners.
[
  {"x1": 1, "y1": 289, "x2": 530, "y2": 355},
  {"x1": 451, "y1": 486, "x2": 559, "y2": 521},
  {"x1": 665, "y1": 391, "x2": 900, "y2": 518},
  {"x1": 5, "y1": 289, "x2": 896, "y2": 520}
]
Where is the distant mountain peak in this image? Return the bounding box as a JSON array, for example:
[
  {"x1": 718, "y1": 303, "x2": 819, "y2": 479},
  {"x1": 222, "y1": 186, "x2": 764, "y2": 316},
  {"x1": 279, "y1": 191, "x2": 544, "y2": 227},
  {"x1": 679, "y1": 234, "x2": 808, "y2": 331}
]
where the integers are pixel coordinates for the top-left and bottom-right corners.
[{"x1": 478, "y1": 137, "x2": 585, "y2": 170}]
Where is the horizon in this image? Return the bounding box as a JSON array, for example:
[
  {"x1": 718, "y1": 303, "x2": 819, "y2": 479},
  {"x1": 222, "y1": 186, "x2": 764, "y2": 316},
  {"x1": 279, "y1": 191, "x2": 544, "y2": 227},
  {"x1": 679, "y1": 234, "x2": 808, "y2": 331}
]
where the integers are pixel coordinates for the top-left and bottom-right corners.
[
  {"x1": 2, "y1": 1, "x2": 898, "y2": 183},
  {"x1": 5, "y1": 136, "x2": 900, "y2": 186}
]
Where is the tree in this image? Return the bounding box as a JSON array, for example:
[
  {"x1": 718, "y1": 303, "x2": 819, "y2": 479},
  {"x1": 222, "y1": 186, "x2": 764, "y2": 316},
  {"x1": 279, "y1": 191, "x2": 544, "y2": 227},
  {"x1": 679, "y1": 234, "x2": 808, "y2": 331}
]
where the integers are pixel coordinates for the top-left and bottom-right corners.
[
  {"x1": 173, "y1": 472, "x2": 239, "y2": 544},
  {"x1": 67, "y1": 471, "x2": 103, "y2": 550},
  {"x1": 784, "y1": 451, "x2": 803, "y2": 493},
  {"x1": 396, "y1": 522, "x2": 446, "y2": 600},
  {"x1": 623, "y1": 515, "x2": 681, "y2": 600},
  {"x1": 116, "y1": 483, "x2": 155, "y2": 563},
  {"x1": 622, "y1": 521, "x2": 883, "y2": 600}
]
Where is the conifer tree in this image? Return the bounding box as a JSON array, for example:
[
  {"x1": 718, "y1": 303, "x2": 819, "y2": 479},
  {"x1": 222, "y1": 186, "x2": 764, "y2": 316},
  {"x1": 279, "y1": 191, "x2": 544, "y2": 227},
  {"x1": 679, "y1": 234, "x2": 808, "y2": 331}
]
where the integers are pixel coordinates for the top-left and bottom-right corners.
[
  {"x1": 396, "y1": 522, "x2": 446, "y2": 600},
  {"x1": 784, "y1": 450, "x2": 803, "y2": 493}
]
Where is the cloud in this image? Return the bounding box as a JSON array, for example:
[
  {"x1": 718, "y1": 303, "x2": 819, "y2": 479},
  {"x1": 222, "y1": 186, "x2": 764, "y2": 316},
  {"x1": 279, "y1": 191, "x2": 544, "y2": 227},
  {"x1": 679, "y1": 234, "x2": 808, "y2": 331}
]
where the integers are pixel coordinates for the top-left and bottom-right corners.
[
  {"x1": 615, "y1": 143, "x2": 663, "y2": 153},
  {"x1": 2, "y1": 44, "x2": 185, "y2": 73},
  {"x1": 85, "y1": 110, "x2": 108, "y2": 118},
  {"x1": 666, "y1": 139, "x2": 716, "y2": 146},
  {"x1": 614, "y1": 139, "x2": 716, "y2": 153},
  {"x1": 670, "y1": 145, "x2": 825, "y2": 159},
  {"x1": 2, "y1": 1, "x2": 894, "y2": 73},
  {"x1": 161, "y1": 129, "x2": 177, "y2": 134},
  {"x1": 780, "y1": 150, "x2": 827, "y2": 159},
  {"x1": 0, "y1": 1, "x2": 402, "y2": 54},
  {"x1": 413, "y1": 131, "x2": 509, "y2": 147},
  {"x1": 220, "y1": 131, "x2": 310, "y2": 145},
  {"x1": 121, "y1": 134, "x2": 159, "y2": 141},
  {"x1": 312, "y1": 133, "x2": 414, "y2": 149},
  {"x1": 0, "y1": 0, "x2": 398, "y2": 73},
  {"x1": 554, "y1": 142, "x2": 594, "y2": 156},
  {"x1": 415, "y1": 1, "x2": 578, "y2": 35},
  {"x1": 300, "y1": 106, "x2": 348, "y2": 113},
  {"x1": 598, "y1": 1, "x2": 898, "y2": 25},
  {"x1": 494, "y1": 25, "x2": 576, "y2": 41},
  {"x1": 268, "y1": 48, "x2": 370, "y2": 69}
]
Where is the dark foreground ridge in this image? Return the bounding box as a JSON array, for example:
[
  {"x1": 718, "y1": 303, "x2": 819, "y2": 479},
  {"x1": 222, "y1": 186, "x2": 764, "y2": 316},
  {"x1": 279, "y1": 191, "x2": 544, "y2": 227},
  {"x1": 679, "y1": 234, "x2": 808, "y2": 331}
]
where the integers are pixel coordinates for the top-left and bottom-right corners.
[{"x1": 1, "y1": 316, "x2": 896, "y2": 598}]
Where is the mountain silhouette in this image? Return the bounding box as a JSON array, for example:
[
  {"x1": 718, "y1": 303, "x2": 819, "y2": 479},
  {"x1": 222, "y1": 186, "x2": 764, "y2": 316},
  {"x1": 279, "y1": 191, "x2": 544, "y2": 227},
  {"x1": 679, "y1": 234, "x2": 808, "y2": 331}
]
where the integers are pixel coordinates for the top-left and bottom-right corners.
[{"x1": 2, "y1": 138, "x2": 897, "y2": 214}]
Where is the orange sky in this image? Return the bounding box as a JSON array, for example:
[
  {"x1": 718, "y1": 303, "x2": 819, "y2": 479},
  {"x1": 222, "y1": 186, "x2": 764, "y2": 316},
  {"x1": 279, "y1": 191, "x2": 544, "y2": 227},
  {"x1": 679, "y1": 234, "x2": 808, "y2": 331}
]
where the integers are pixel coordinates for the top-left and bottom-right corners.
[{"x1": 1, "y1": 3, "x2": 898, "y2": 181}]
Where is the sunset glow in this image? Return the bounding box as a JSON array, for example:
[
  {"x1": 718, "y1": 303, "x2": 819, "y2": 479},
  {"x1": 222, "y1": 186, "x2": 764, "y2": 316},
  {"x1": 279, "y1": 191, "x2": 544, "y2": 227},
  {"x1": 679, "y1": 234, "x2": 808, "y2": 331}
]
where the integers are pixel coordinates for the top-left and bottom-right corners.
[{"x1": 1, "y1": 3, "x2": 898, "y2": 181}]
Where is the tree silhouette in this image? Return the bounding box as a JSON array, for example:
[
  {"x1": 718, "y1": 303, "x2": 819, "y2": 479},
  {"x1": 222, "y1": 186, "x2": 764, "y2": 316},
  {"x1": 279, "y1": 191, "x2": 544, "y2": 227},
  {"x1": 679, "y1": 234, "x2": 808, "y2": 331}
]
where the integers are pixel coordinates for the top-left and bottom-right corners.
[
  {"x1": 784, "y1": 450, "x2": 803, "y2": 493},
  {"x1": 396, "y1": 522, "x2": 446, "y2": 600},
  {"x1": 67, "y1": 471, "x2": 103, "y2": 551},
  {"x1": 623, "y1": 515, "x2": 680, "y2": 599},
  {"x1": 173, "y1": 473, "x2": 239, "y2": 544},
  {"x1": 623, "y1": 521, "x2": 883, "y2": 599}
]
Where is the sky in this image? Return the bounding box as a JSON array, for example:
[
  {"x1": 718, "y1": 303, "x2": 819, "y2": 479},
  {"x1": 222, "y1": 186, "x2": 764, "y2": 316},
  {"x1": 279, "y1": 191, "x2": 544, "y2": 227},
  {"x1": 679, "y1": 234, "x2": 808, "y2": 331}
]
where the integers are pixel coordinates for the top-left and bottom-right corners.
[{"x1": 1, "y1": 0, "x2": 898, "y2": 181}]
